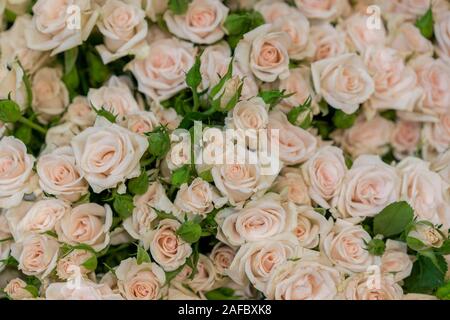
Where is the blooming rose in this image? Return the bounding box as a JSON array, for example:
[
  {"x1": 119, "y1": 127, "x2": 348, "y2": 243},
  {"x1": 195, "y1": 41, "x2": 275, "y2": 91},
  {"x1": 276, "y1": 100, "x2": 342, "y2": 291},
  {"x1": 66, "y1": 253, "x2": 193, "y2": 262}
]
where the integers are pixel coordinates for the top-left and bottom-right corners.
[
  {"x1": 302, "y1": 146, "x2": 347, "y2": 208},
  {"x1": 381, "y1": 240, "x2": 413, "y2": 282},
  {"x1": 321, "y1": 219, "x2": 376, "y2": 273},
  {"x1": 435, "y1": 11, "x2": 450, "y2": 64},
  {"x1": 265, "y1": 259, "x2": 342, "y2": 300},
  {"x1": 312, "y1": 54, "x2": 374, "y2": 114},
  {"x1": 56, "y1": 203, "x2": 113, "y2": 251},
  {"x1": 71, "y1": 118, "x2": 148, "y2": 193},
  {"x1": 255, "y1": 0, "x2": 295, "y2": 23},
  {"x1": 408, "y1": 223, "x2": 446, "y2": 249},
  {"x1": 234, "y1": 24, "x2": 290, "y2": 82},
  {"x1": 390, "y1": 120, "x2": 421, "y2": 159},
  {"x1": 37, "y1": 146, "x2": 89, "y2": 202},
  {"x1": 25, "y1": 0, "x2": 99, "y2": 55},
  {"x1": 164, "y1": 0, "x2": 228, "y2": 44},
  {"x1": 199, "y1": 42, "x2": 231, "y2": 91},
  {"x1": 389, "y1": 22, "x2": 433, "y2": 57},
  {"x1": 309, "y1": 23, "x2": 347, "y2": 61},
  {"x1": 122, "y1": 111, "x2": 159, "y2": 135},
  {"x1": 291, "y1": 205, "x2": 333, "y2": 249},
  {"x1": 0, "y1": 137, "x2": 36, "y2": 209},
  {"x1": 337, "y1": 155, "x2": 400, "y2": 219},
  {"x1": 46, "y1": 278, "x2": 123, "y2": 300},
  {"x1": 128, "y1": 37, "x2": 197, "y2": 102},
  {"x1": 165, "y1": 130, "x2": 191, "y2": 172},
  {"x1": 96, "y1": 0, "x2": 148, "y2": 64},
  {"x1": 210, "y1": 242, "x2": 235, "y2": 275},
  {"x1": 148, "y1": 219, "x2": 192, "y2": 271},
  {"x1": 278, "y1": 67, "x2": 316, "y2": 113},
  {"x1": 431, "y1": 150, "x2": 450, "y2": 184},
  {"x1": 341, "y1": 272, "x2": 403, "y2": 300},
  {"x1": 150, "y1": 102, "x2": 182, "y2": 130},
  {"x1": 45, "y1": 122, "x2": 81, "y2": 150},
  {"x1": 56, "y1": 249, "x2": 95, "y2": 280},
  {"x1": 343, "y1": 13, "x2": 386, "y2": 53},
  {"x1": 62, "y1": 96, "x2": 96, "y2": 128},
  {"x1": 116, "y1": 257, "x2": 166, "y2": 300},
  {"x1": 144, "y1": 0, "x2": 168, "y2": 21},
  {"x1": 294, "y1": 0, "x2": 349, "y2": 21},
  {"x1": 11, "y1": 234, "x2": 59, "y2": 278},
  {"x1": 185, "y1": 254, "x2": 217, "y2": 293},
  {"x1": 0, "y1": 62, "x2": 28, "y2": 111},
  {"x1": 272, "y1": 167, "x2": 311, "y2": 206},
  {"x1": 0, "y1": 214, "x2": 12, "y2": 272},
  {"x1": 4, "y1": 278, "x2": 34, "y2": 300},
  {"x1": 423, "y1": 113, "x2": 450, "y2": 153}
]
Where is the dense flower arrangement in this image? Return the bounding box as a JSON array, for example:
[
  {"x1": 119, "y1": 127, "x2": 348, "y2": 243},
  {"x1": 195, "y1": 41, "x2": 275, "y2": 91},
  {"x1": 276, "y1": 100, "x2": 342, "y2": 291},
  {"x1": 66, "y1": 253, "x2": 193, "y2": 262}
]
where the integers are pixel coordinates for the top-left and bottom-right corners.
[{"x1": 0, "y1": 0, "x2": 449, "y2": 300}]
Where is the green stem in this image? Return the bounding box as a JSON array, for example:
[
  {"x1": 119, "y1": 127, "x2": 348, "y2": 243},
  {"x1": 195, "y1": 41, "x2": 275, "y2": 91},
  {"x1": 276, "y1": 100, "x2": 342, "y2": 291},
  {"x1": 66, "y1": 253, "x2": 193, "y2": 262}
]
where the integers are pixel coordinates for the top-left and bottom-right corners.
[
  {"x1": 192, "y1": 89, "x2": 200, "y2": 112},
  {"x1": 18, "y1": 117, "x2": 47, "y2": 134}
]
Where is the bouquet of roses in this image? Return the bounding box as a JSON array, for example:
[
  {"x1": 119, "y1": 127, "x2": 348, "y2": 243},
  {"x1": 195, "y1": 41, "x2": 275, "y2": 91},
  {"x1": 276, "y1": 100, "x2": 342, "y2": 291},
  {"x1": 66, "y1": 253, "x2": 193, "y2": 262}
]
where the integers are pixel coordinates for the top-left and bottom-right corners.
[{"x1": 0, "y1": 0, "x2": 449, "y2": 300}]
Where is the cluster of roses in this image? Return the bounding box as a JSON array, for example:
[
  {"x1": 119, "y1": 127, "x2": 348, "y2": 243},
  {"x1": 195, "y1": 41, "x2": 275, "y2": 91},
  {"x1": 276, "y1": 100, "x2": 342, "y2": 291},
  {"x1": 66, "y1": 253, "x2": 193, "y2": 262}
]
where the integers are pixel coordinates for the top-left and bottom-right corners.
[{"x1": 0, "y1": 0, "x2": 449, "y2": 300}]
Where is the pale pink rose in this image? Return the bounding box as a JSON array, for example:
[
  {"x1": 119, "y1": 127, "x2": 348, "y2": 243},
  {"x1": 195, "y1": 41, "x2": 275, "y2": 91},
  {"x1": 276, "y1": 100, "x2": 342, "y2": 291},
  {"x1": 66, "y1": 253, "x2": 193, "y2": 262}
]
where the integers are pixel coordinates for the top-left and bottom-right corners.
[
  {"x1": 11, "y1": 233, "x2": 59, "y2": 278},
  {"x1": 338, "y1": 115, "x2": 394, "y2": 158},
  {"x1": 389, "y1": 22, "x2": 433, "y2": 57},
  {"x1": 148, "y1": 219, "x2": 192, "y2": 271},
  {"x1": 164, "y1": 0, "x2": 228, "y2": 44},
  {"x1": 363, "y1": 46, "x2": 422, "y2": 112},
  {"x1": 342, "y1": 13, "x2": 386, "y2": 53},
  {"x1": 56, "y1": 203, "x2": 113, "y2": 251},
  {"x1": 56, "y1": 249, "x2": 95, "y2": 280},
  {"x1": 0, "y1": 137, "x2": 36, "y2": 209},
  {"x1": 408, "y1": 222, "x2": 446, "y2": 248},
  {"x1": 199, "y1": 42, "x2": 232, "y2": 91},
  {"x1": 46, "y1": 278, "x2": 123, "y2": 300},
  {"x1": 294, "y1": 0, "x2": 349, "y2": 21},
  {"x1": 278, "y1": 67, "x2": 316, "y2": 113},
  {"x1": 184, "y1": 254, "x2": 217, "y2": 293},
  {"x1": 144, "y1": 0, "x2": 168, "y2": 21},
  {"x1": 45, "y1": 122, "x2": 81, "y2": 150},
  {"x1": 322, "y1": 219, "x2": 376, "y2": 273},
  {"x1": 1, "y1": 0, "x2": 31, "y2": 17},
  {"x1": 342, "y1": 272, "x2": 403, "y2": 300},
  {"x1": 311, "y1": 54, "x2": 375, "y2": 114},
  {"x1": 234, "y1": 24, "x2": 290, "y2": 82},
  {"x1": 4, "y1": 278, "x2": 34, "y2": 300},
  {"x1": 116, "y1": 257, "x2": 166, "y2": 300},
  {"x1": 71, "y1": 118, "x2": 148, "y2": 193},
  {"x1": 37, "y1": 146, "x2": 89, "y2": 202},
  {"x1": 96, "y1": 0, "x2": 148, "y2": 64},
  {"x1": 302, "y1": 146, "x2": 347, "y2": 209},
  {"x1": 62, "y1": 96, "x2": 96, "y2": 128},
  {"x1": 268, "y1": 110, "x2": 317, "y2": 165},
  {"x1": 32, "y1": 67, "x2": 69, "y2": 124},
  {"x1": 388, "y1": 0, "x2": 431, "y2": 20},
  {"x1": 309, "y1": 23, "x2": 347, "y2": 61},
  {"x1": 210, "y1": 242, "x2": 235, "y2": 275},
  {"x1": 165, "y1": 130, "x2": 191, "y2": 172},
  {"x1": 0, "y1": 62, "x2": 28, "y2": 111},
  {"x1": 25, "y1": 0, "x2": 99, "y2": 55},
  {"x1": 381, "y1": 240, "x2": 413, "y2": 282},
  {"x1": 254, "y1": 0, "x2": 295, "y2": 23},
  {"x1": 150, "y1": 102, "x2": 182, "y2": 130},
  {"x1": 0, "y1": 214, "x2": 12, "y2": 272},
  {"x1": 397, "y1": 157, "x2": 450, "y2": 228},
  {"x1": 167, "y1": 285, "x2": 201, "y2": 300},
  {"x1": 272, "y1": 167, "x2": 311, "y2": 206},
  {"x1": 291, "y1": 205, "x2": 333, "y2": 249},
  {"x1": 431, "y1": 150, "x2": 450, "y2": 184},
  {"x1": 435, "y1": 11, "x2": 450, "y2": 64},
  {"x1": 227, "y1": 235, "x2": 298, "y2": 292},
  {"x1": 390, "y1": 120, "x2": 421, "y2": 159},
  {"x1": 231, "y1": 62, "x2": 259, "y2": 100},
  {"x1": 265, "y1": 259, "x2": 342, "y2": 300},
  {"x1": 337, "y1": 155, "x2": 400, "y2": 219},
  {"x1": 423, "y1": 112, "x2": 450, "y2": 153},
  {"x1": 122, "y1": 111, "x2": 159, "y2": 135},
  {"x1": 128, "y1": 38, "x2": 197, "y2": 102}
]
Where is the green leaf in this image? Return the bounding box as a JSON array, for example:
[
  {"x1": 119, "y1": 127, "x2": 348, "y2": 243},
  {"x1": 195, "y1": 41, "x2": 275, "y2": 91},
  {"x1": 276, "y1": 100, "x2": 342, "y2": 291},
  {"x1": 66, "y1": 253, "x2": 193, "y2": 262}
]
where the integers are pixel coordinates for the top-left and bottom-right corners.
[
  {"x1": 24, "y1": 285, "x2": 39, "y2": 298},
  {"x1": 81, "y1": 255, "x2": 98, "y2": 271},
  {"x1": 113, "y1": 193, "x2": 135, "y2": 219},
  {"x1": 171, "y1": 165, "x2": 191, "y2": 187},
  {"x1": 14, "y1": 124, "x2": 32, "y2": 145},
  {"x1": 136, "y1": 245, "x2": 151, "y2": 265},
  {"x1": 223, "y1": 11, "x2": 265, "y2": 36},
  {"x1": 177, "y1": 220, "x2": 202, "y2": 244},
  {"x1": 153, "y1": 207, "x2": 179, "y2": 221},
  {"x1": 92, "y1": 105, "x2": 116, "y2": 123},
  {"x1": 186, "y1": 241, "x2": 199, "y2": 279},
  {"x1": 436, "y1": 239, "x2": 450, "y2": 255},
  {"x1": 0, "y1": 99, "x2": 21, "y2": 123},
  {"x1": 258, "y1": 90, "x2": 294, "y2": 109},
  {"x1": 128, "y1": 170, "x2": 149, "y2": 195},
  {"x1": 4, "y1": 9, "x2": 17, "y2": 23},
  {"x1": 373, "y1": 201, "x2": 414, "y2": 237},
  {"x1": 147, "y1": 126, "x2": 170, "y2": 158},
  {"x1": 62, "y1": 65, "x2": 80, "y2": 95},
  {"x1": 332, "y1": 109, "x2": 357, "y2": 129},
  {"x1": 64, "y1": 47, "x2": 79, "y2": 75},
  {"x1": 205, "y1": 287, "x2": 239, "y2": 300},
  {"x1": 186, "y1": 55, "x2": 202, "y2": 90},
  {"x1": 404, "y1": 255, "x2": 447, "y2": 294},
  {"x1": 198, "y1": 169, "x2": 214, "y2": 183},
  {"x1": 165, "y1": 265, "x2": 185, "y2": 284},
  {"x1": 415, "y1": 7, "x2": 434, "y2": 39},
  {"x1": 86, "y1": 49, "x2": 110, "y2": 87},
  {"x1": 287, "y1": 96, "x2": 313, "y2": 128},
  {"x1": 168, "y1": 0, "x2": 190, "y2": 14},
  {"x1": 407, "y1": 236, "x2": 427, "y2": 252},
  {"x1": 436, "y1": 281, "x2": 450, "y2": 300},
  {"x1": 366, "y1": 238, "x2": 386, "y2": 256},
  {"x1": 209, "y1": 61, "x2": 233, "y2": 99}
]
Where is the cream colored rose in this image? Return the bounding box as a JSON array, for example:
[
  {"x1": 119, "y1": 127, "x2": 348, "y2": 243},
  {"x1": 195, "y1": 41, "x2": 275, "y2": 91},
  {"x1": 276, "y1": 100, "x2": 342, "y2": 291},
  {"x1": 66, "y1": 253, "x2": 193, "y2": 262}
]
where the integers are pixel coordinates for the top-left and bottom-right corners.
[
  {"x1": 302, "y1": 146, "x2": 347, "y2": 209},
  {"x1": 56, "y1": 248, "x2": 95, "y2": 280},
  {"x1": 45, "y1": 122, "x2": 81, "y2": 150},
  {"x1": 397, "y1": 157, "x2": 450, "y2": 227},
  {"x1": 268, "y1": 110, "x2": 317, "y2": 165},
  {"x1": 312, "y1": 53, "x2": 374, "y2": 114},
  {"x1": 381, "y1": 240, "x2": 413, "y2": 282},
  {"x1": 32, "y1": 67, "x2": 69, "y2": 124},
  {"x1": 337, "y1": 155, "x2": 400, "y2": 219},
  {"x1": 26, "y1": 0, "x2": 99, "y2": 55},
  {"x1": 210, "y1": 242, "x2": 235, "y2": 275},
  {"x1": 185, "y1": 254, "x2": 217, "y2": 293},
  {"x1": 235, "y1": 24, "x2": 290, "y2": 82},
  {"x1": 0, "y1": 62, "x2": 28, "y2": 111},
  {"x1": 0, "y1": 137, "x2": 36, "y2": 209},
  {"x1": 272, "y1": 167, "x2": 311, "y2": 206},
  {"x1": 431, "y1": 150, "x2": 450, "y2": 184},
  {"x1": 255, "y1": 0, "x2": 294, "y2": 23},
  {"x1": 435, "y1": 11, "x2": 450, "y2": 64},
  {"x1": 226, "y1": 235, "x2": 299, "y2": 292},
  {"x1": 4, "y1": 278, "x2": 34, "y2": 300},
  {"x1": 216, "y1": 193, "x2": 294, "y2": 246},
  {"x1": 122, "y1": 111, "x2": 159, "y2": 135},
  {"x1": 364, "y1": 46, "x2": 422, "y2": 112},
  {"x1": 165, "y1": 130, "x2": 191, "y2": 172},
  {"x1": 294, "y1": 0, "x2": 349, "y2": 21},
  {"x1": 408, "y1": 223, "x2": 446, "y2": 249},
  {"x1": 343, "y1": 13, "x2": 386, "y2": 53},
  {"x1": 309, "y1": 23, "x2": 347, "y2": 61},
  {"x1": 341, "y1": 272, "x2": 403, "y2": 300},
  {"x1": 164, "y1": 0, "x2": 228, "y2": 44},
  {"x1": 11, "y1": 234, "x2": 59, "y2": 278},
  {"x1": 46, "y1": 278, "x2": 123, "y2": 300},
  {"x1": 322, "y1": 219, "x2": 376, "y2": 273},
  {"x1": 148, "y1": 219, "x2": 192, "y2": 271},
  {"x1": 278, "y1": 67, "x2": 316, "y2": 113},
  {"x1": 0, "y1": 214, "x2": 12, "y2": 273},
  {"x1": 200, "y1": 42, "x2": 232, "y2": 91},
  {"x1": 37, "y1": 146, "x2": 89, "y2": 202},
  {"x1": 144, "y1": 0, "x2": 168, "y2": 21},
  {"x1": 232, "y1": 62, "x2": 259, "y2": 100},
  {"x1": 88, "y1": 76, "x2": 141, "y2": 120},
  {"x1": 150, "y1": 102, "x2": 182, "y2": 131},
  {"x1": 390, "y1": 120, "x2": 421, "y2": 159},
  {"x1": 337, "y1": 115, "x2": 394, "y2": 158},
  {"x1": 128, "y1": 37, "x2": 197, "y2": 102},
  {"x1": 265, "y1": 259, "x2": 342, "y2": 300},
  {"x1": 423, "y1": 113, "x2": 450, "y2": 153},
  {"x1": 56, "y1": 203, "x2": 113, "y2": 251},
  {"x1": 62, "y1": 96, "x2": 96, "y2": 128},
  {"x1": 71, "y1": 118, "x2": 148, "y2": 193},
  {"x1": 389, "y1": 22, "x2": 433, "y2": 57},
  {"x1": 291, "y1": 205, "x2": 333, "y2": 249},
  {"x1": 115, "y1": 257, "x2": 166, "y2": 300},
  {"x1": 96, "y1": 0, "x2": 148, "y2": 64}
]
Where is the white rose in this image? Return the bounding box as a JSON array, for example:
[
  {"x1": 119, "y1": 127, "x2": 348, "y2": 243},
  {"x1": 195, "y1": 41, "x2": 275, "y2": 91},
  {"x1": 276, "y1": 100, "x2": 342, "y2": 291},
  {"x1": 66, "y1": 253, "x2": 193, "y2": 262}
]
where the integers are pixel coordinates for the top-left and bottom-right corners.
[
  {"x1": 381, "y1": 240, "x2": 413, "y2": 282},
  {"x1": 312, "y1": 53, "x2": 375, "y2": 114},
  {"x1": 0, "y1": 62, "x2": 28, "y2": 111},
  {"x1": 150, "y1": 102, "x2": 182, "y2": 131},
  {"x1": 71, "y1": 118, "x2": 148, "y2": 193},
  {"x1": 62, "y1": 96, "x2": 96, "y2": 128},
  {"x1": 210, "y1": 242, "x2": 235, "y2": 275},
  {"x1": 278, "y1": 67, "x2": 316, "y2": 113},
  {"x1": 390, "y1": 120, "x2": 421, "y2": 159},
  {"x1": 342, "y1": 12, "x2": 386, "y2": 53},
  {"x1": 56, "y1": 248, "x2": 95, "y2": 280},
  {"x1": 389, "y1": 22, "x2": 433, "y2": 57},
  {"x1": 341, "y1": 272, "x2": 403, "y2": 300},
  {"x1": 291, "y1": 205, "x2": 333, "y2": 249},
  {"x1": 4, "y1": 278, "x2": 34, "y2": 300},
  {"x1": 423, "y1": 113, "x2": 450, "y2": 153},
  {"x1": 408, "y1": 223, "x2": 446, "y2": 248},
  {"x1": 294, "y1": 0, "x2": 349, "y2": 21},
  {"x1": 165, "y1": 130, "x2": 191, "y2": 172},
  {"x1": 144, "y1": 0, "x2": 168, "y2": 22},
  {"x1": 46, "y1": 278, "x2": 123, "y2": 300},
  {"x1": 255, "y1": 0, "x2": 295, "y2": 23},
  {"x1": 185, "y1": 254, "x2": 217, "y2": 293},
  {"x1": 200, "y1": 42, "x2": 232, "y2": 91},
  {"x1": 0, "y1": 214, "x2": 12, "y2": 272},
  {"x1": 309, "y1": 23, "x2": 347, "y2": 61},
  {"x1": 122, "y1": 111, "x2": 159, "y2": 135},
  {"x1": 45, "y1": 122, "x2": 81, "y2": 150},
  {"x1": 435, "y1": 11, "x2": 450, "y2": 64},
  {"x1": 272, "y1": 167, "x2": 311, "y2": 206},
  {"x1": 431, "y1": 150, "x2": 450, "y2": 185}
]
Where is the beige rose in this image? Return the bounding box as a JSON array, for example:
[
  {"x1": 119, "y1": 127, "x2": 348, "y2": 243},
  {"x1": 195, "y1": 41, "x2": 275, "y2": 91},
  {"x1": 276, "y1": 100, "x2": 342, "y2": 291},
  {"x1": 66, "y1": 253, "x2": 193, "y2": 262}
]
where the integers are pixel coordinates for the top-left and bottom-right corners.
[
  {"x1": 255, "y1": 0, "x2": 295, "y2": 23},
  {"x1": 148, "y1": 219, "x2": 192, "y2": 271},
  {"x1": 431, "y1": 150, "x2": 450, "y2": 184},
  {"x1": 389, "y1": 22, "x2": 433, "y2": 57},
  {"x1": 272, "y1": 167, "x2": 311, "y2": 206},
  {"x1": 25, "y1": 0, "x2": 99, "y2": 55},
  {"x1": 165, "y1": 130, "x2": 191, "y2": 172},
  {"x1": 435, "y1": 11, "x2": 450, "y2": 64},
  {"x1": 185, "y1": 254, "x2": 217, "y2": 293},
  {"x1": 423, "y1": 113, "x2": 450, "y2": 153},
  {"x1": 71, "y1": 117, "x2": 148, "y2": 193},
  {"x1": 294, "y1": 0, "x2": 349, "y2": 21},
  {"x1": 291, "y1": 205, "x2": 333, "y2": 249},
  {"x1": 312, "y1": 53, "x2": 375, "y2": 114},
  {"x1": 341, "y1": 272, "x2": 403, "y2": 300},
  {"x1": 200, "y1": 42, "x2": 232, "y2": 91},
  {"x1": 408, "y1": 223, "x2": 446, "y2": 249},
  {"x1": 150, "y1": 102, "x2": 182, "y2": 131},
  {"x1": 144, "y1": 0, "x2": 168, "y2": 21},
  {"x1": 116, "y1": 257, "x2": 166, "y2": 300},
  {"x1": 164, "y1": 0, "x2": 228, "y2": 44},
  {"x1": 32, "y1": 67, "x2": 69, "y2": 124},
  {"x1": 278, "y1": 67, "x2": 316, "y2": 113},
  {"x1": 11, "y1": 234, "x2": 59, "y2": 278},
  {"x1": 0, "y1": 137, "x2": 36, "y2": 209},
  {"x1": 235, "y1": 24, "x2": 290, "y2": 82},
  {"x1": 381, "y1": 240, "x2": 413, "y2": 282},
  {"x1": 0, "y1": 62, "x2": 28, "y2": 111},
  {"x1": 210, "y1": 242, "x2": 235, "y2": 275},
  {"x1": 122, "y1": 111, "x2": 159, "y2": 135},
  {"x1": 62, "y1": 96, "x2": 96, "y2": 128},
  {"x1": 56, "y1": 203, "x2": 113, "y2": 251},
  {"x1": 337, "y1": 155, "x2": 400, "y2": 219},
  {"x1": 0, "y1": 214, "x2": 12, "y2": 273},
  {"x1": 342, "y1": 12, "x2": 386, "y2": 53},
  {"x1": 4, "y1": 278, "x2": 34, "y2": 300},
  {"x1": 56, "y1": 249, "x2": 95, "y2": 280},
  {"x1": 390, "y1": 120, "x2": 421, "y2": 159},
  {"x1": 302, "y1": 146, "x2": 347, "y2": 209},
  {"x1": 46, "y1": 278, "x2": 123, "y2": 300},
  {"x1": 45, "y1": 122, "x2": 81, "y2": 150},
  {"x1": 309, "y1": 23, "x2": 348, "y2": 61},
  {"x1": 128, "y1": 37, "x2": 197, "y2": 102}
]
